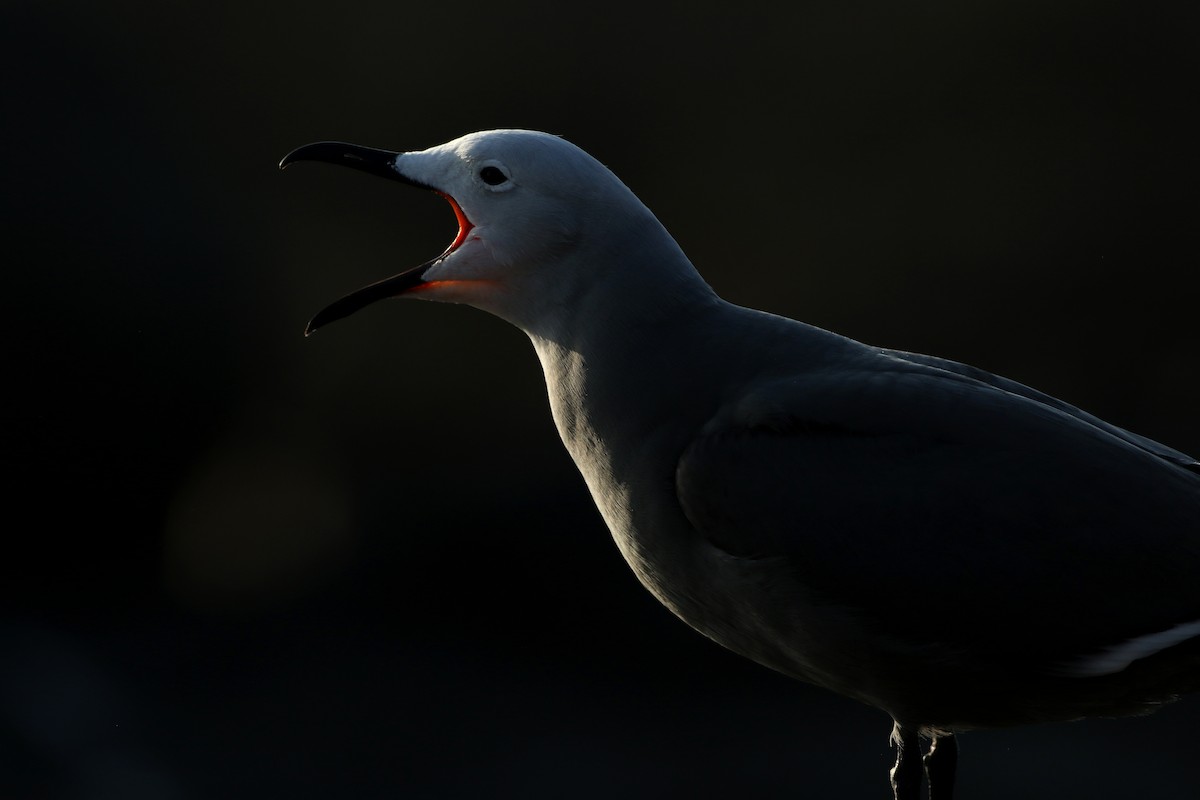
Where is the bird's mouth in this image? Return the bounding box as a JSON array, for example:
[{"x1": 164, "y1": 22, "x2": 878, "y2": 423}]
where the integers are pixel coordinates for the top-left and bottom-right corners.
[
  {"x1": 279, "y1": 141, "x2": 473, "y2": 336},
  {"x1": 438, "y1": 191, "x2": 474, "y2": 253}
]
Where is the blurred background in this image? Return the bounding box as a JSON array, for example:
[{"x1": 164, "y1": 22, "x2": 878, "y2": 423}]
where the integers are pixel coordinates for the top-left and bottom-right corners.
[{"x1": 3, "y1": 0, "x2": 1198, "y2": 797}]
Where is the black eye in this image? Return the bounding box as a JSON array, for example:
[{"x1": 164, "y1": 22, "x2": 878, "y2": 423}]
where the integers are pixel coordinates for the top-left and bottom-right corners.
[{"x1": 479, "y1": 166, "x2": 508, "y2": 185}]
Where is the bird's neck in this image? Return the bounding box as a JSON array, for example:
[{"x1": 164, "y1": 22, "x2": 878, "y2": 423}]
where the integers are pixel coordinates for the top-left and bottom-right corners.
[
  {"x1": 526, "y1": 240, "x2": 721, "y2": 445},
  {"x1": 520, "y1": 241, "x2": 858, "y2": 611},
  {"x1": 523, "y1": 242, "x2": 730, "y2": 562}
]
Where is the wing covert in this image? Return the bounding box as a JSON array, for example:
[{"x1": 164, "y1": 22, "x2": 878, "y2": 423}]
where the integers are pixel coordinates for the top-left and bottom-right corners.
[{"x1": 675, "y1": 365, "x2": 1200, "y2": 663}]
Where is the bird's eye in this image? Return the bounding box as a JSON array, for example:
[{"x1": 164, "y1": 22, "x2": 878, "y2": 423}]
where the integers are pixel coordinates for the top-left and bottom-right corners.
[{"x1": 479, "y1": 166, "x2": 508, "y2": 185}]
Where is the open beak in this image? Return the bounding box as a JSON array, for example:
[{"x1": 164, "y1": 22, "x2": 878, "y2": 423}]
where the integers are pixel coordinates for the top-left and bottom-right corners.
[{"x1": 279, "y1": 141, "x2": 464, "y2": 336}]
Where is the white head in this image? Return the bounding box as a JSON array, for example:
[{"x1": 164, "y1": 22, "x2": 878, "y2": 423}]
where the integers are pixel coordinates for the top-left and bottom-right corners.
[{"x1": 281, "y1": 129, "x2": 694, "y2": 335}]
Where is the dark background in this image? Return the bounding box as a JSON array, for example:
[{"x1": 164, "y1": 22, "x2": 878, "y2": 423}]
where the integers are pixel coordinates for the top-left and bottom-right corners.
[{"x1": 3, "y1": 1, "x2": 1198, "y2": 798}]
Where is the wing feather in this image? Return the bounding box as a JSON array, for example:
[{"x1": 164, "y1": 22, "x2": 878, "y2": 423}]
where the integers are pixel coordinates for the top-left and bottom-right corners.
[{"x1": 676, "y1": 363, "x2": 1200, "y2": 667}]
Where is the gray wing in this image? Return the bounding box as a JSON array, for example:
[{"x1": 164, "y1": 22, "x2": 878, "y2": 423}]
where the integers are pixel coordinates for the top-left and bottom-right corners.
[
  {"x1": 881, "y1": 347, "x2": 1200, "y2": 472},
  {"x1": 675, "y1": 360, "x2": 1200, "y2": 669}
]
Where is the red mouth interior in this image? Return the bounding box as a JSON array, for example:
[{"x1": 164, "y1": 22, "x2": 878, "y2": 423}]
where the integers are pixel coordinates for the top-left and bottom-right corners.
[{"x1": 438, "y1": 191, "x2": 474, "y2": 251}]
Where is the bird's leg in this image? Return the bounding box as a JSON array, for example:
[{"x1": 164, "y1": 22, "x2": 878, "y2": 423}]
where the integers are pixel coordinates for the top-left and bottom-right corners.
[
  {"x1": 923, "y1": 733, "x2": 957, "y2": 800},
  {"x1": 890, "y1": 723, "x2": 924, "y2": 800}
]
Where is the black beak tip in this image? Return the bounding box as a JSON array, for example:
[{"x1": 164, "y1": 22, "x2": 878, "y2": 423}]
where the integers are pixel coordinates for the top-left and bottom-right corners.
[
  {"x1": 279, "y1": 145, "x2": 326, "y2": 171},
  {"x1": 304, "y1": 303, "x2": 343, "y2": 335},
  {"x1": 278, "y1": 143, "x2": 320, "y2": 170},
  {"x1": 277, "y1": 141, "x2": 409, "y2": 181}
]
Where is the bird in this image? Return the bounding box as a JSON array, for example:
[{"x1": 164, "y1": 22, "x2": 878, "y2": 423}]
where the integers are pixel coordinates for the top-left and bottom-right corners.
[{"x1": 280, "y1": 130, "x2": 1200, "y2": 800}]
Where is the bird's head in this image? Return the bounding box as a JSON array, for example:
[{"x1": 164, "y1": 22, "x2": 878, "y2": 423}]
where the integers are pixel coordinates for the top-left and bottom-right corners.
[{"x1": 281, "y1": 129, "x2": 662, "y2": 335}]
